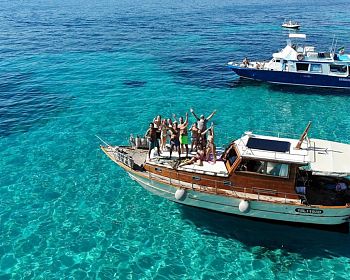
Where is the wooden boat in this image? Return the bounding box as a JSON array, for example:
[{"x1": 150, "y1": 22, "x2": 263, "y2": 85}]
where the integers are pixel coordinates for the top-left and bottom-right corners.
[
  {"x1": 100, "y1": 122, "x2": 350, "y2": 228},
  {"x1": 282, "y1": 20, "x2": 300, "y2": 29}
]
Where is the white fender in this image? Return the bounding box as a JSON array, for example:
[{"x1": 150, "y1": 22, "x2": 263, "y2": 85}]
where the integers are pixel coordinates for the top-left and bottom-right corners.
[
  {"x1": 175, "y1": 189, "x2": 186, "y2": 200},
  {"x1": 239, "y1": 200, "x2": 250, "y2": 213}
]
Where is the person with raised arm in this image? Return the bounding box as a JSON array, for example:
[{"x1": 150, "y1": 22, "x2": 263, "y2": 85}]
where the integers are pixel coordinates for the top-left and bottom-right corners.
[{"x1": 190, "y1": 108, "x2": 216, "y2": 133}]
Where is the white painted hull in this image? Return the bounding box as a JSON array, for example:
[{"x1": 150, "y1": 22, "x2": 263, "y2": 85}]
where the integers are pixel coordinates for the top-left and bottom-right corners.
[{"x1": 129, "y1": 172, "x2": 350, "y2": 226}]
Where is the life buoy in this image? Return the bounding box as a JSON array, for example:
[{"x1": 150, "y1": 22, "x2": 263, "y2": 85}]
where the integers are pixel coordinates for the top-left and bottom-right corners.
[{"x1": 297, "y1": 54, "x2": 304, "y2": 61}]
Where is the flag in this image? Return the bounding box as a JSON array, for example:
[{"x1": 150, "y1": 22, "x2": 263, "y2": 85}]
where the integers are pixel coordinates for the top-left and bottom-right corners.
[{"x1": 338, "y1": 46, "x2": 345, "y2": 54}]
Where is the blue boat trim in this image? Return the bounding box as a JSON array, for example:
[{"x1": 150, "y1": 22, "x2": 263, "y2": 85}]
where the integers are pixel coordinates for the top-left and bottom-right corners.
[{"x1": 228, "y1": 65, "x2": 350, "y2": 89}]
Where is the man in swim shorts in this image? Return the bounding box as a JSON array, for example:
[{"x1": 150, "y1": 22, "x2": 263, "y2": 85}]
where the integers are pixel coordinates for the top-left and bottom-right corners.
[
  {"x1": 190, "y1": 108, "x2": 216, "y2": 134},
  {"x1": 169, "y1": 121, "x2": 181, "y2": 159},
  {"x1": 179, "y1": 112, "x2": 189, "y2": 158},
  {"x1": 145, "y1": 122, "x2": 160, "y2": 160}
]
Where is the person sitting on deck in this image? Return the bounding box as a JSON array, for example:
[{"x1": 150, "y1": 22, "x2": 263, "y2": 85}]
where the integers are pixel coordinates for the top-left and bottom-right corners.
[
  {"x1": 145, "y1": 122, "x2": 161, "y2": 160},
  {"x1": 242, "y1": 57, "x2": 249, "y2": 67},
  {"x1": 178, "y1": 149, "x2": 206, "y2": 167}
]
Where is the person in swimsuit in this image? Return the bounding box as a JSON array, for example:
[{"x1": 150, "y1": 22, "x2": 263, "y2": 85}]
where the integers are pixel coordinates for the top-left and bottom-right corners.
[
  {"x1": 153, "y1": 115, "x2": 162, "y2": 143},
  {"x1": 153, "y1": 115, "x2": 161, "y2": 129},
  {"x1": 169, "y1": 122, "x2": 181, "y2": 159},
  {"x1": 178, "y1": 149, "x2": 205, "y2": 167},
  {"x1": 190, "y1": 122, "x2": 199, "y2": 152},
  {"x1": 205, "y1": 124, "x2": 216, "y2": 164},
  {"x1": 178, "y1": 113, "x2": 189, "y2": 158},
  {"x1": 145, "y1": 122, "x2": 160, "y2": 160},
  {"x1": 160, "y1": 119, "x2": 168, "y2": 151},
  {"x1": 190, "y1": 108, "x2": 216, "y2": 136}
]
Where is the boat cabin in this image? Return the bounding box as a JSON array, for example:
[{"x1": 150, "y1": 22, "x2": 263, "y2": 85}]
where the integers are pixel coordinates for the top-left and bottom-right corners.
[
  {"x1": 264, "y1": 34, "x2": 350, "y2": 77},
  {"x1": 222, "y1": 132, "x2": 350, "y2": 206}
]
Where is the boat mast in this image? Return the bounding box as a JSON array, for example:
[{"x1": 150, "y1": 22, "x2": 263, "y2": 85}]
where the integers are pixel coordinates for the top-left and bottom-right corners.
[{"x1": 295, "y1": 121, "x2": 312, "y2": 150}]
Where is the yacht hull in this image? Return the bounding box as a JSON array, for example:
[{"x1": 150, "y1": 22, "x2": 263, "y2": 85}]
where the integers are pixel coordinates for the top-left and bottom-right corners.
[
  {"x1": 228, "y1": 66, "x2": 350, "y2": 89},
  {"x1": 128, "y1": 170, "x2": 350, "y2": 226}
]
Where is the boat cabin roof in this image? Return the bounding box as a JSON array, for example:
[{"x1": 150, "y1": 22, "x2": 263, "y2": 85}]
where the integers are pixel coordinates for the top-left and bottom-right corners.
[
  {"x1": 306, "y1": 138, "x2": 350, "y2": 177},
  {"x1": 235, "y1": 132, "x2": 350, "y2": 177},
  {"x1": 235, "y1": 132, "x2": 308, "y2": 164},
  {"x1": 273, "y1": 41, "x2": 350, "y2": 63}
]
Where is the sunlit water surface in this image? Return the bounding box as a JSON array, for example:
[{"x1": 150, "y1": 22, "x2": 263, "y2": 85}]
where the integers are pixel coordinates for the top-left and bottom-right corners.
[{"x1": 1, "y1": 0, "x2": 350, "y2": 279}]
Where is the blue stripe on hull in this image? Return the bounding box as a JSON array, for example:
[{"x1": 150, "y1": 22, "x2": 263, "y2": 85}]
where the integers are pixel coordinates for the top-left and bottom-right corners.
[{"x1": 228, "y1": 66, "x2": 350, "y2": 89}]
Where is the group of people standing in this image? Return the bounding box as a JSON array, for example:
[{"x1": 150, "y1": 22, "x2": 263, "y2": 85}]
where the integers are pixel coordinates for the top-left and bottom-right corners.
[{"x1": 145, "y1": 108, "x2": 217, "y2": 165}]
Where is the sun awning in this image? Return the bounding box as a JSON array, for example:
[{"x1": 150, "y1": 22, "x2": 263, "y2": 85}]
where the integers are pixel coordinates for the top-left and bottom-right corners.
[{"x1": 306, "y1": 139, "x2": 350, "y2": 177}]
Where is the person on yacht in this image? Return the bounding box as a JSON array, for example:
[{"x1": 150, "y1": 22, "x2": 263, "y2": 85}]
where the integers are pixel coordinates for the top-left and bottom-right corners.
[
  {"x1": 178, "y1": 113, "x2": 189, "y2": 158},
  {"x1": 190, "y1": 122, "x2": 200, "y2": 152},
  {"x1": 169, "y1": 122, "x2": 181, "y2": 159},
  {"x1": 204, "y1": 123, "x2": 216, "y2": 164},
  {"x1": 190, "y1": 108, "x2": 216, "y2": 134},
  {"x1": 145, "y1": 122, "x2": 161, "y2": 160},
  {"x1": 242, "y1": 57, "x2": 249, "y2": 67},
  {"x1": 178, "y1": 149, "x2": 206, "y2": 167}
]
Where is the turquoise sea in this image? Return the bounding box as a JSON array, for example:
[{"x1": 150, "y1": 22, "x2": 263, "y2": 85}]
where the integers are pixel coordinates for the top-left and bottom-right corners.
[{"x1": 1, "y1": 0, "x2": 350, "y2": 279}]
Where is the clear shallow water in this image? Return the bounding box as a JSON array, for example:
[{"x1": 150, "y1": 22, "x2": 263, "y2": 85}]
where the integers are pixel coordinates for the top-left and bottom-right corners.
[{"x1": 1, "y1": 0, "x2": 350, "y2": 278}]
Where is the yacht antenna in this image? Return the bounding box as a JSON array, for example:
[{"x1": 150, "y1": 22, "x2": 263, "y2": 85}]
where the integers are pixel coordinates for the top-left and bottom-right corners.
[
  {"x1": 295, "y1": 121, "x2": 312, "y2": 150},
  {"x1": 333, "y1": 38, "x2": 338, "y2": 56},
  {"x1": 330, "y1": 35, "x2": 335, "y2": 52}
]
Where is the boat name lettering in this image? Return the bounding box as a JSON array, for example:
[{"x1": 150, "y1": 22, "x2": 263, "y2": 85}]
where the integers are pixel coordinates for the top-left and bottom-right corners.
[
  {"x1": 295, "y1": 208, "x2": 323, "y2": 214},
  {"x1": 339, "y1": 78, "x2": 350, "y2": 82}
]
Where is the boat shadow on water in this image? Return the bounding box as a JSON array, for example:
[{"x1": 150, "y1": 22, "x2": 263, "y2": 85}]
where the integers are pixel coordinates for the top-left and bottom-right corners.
[
  {"x1": 268, "y1": 84, "x2": 350, "y2": 96},
  {"x1": 179, "y1": 205, "x2": 350, "y2": 259}
]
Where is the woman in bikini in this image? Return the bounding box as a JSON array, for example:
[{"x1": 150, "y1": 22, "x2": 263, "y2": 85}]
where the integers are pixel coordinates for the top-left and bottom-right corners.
[
  {"x1": 201, "y1": 123, "x2": 216, "y2": 164},
  {"x1": 160, "y1": 119, "x2": 168, "y2": 151}
]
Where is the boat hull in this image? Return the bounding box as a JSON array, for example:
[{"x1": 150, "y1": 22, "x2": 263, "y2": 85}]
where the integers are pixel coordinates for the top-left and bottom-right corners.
[
  {"x1": 228, "y1": 66, "x2": 350, "y2": 89},
  {"x1": 128, "y1": 171, "x2": 350, "y2": 226}
]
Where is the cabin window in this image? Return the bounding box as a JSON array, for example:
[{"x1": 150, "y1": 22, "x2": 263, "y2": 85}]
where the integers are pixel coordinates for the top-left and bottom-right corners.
[
  {"x1": 265, "y1": 162, "x2": 289, "y2": 177},
  {"x1": 310, "y1": 64, "x2": 322, "y2": 73},
  {"x1": 296, "y1": 63, "x2": 309, "y2": 71},
  {"x1": 237, "y1": 159, "x2": 289, "y2": 178},
  {"x1": 330, "y1": 64, "x2": 347, "y2": 74}
]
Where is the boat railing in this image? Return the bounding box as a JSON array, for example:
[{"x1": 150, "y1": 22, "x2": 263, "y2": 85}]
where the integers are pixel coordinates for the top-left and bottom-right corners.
[
  {"x1": 147, "y1": 167, "x2": 302, "y2": 204},
  {"x1": 243, "y1": 129, "x2": 306, "y2": 140},
  {"x1": 112, "y1": 148, "x2": 135, "y2": 169}
]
